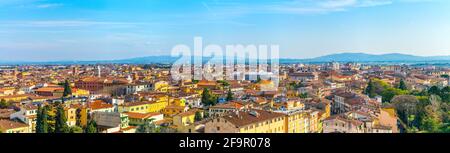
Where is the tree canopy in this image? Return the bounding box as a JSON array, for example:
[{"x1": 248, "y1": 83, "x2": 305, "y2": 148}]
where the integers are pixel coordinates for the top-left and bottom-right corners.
[
  {"x1": 398, "y1": 79, "x2": 408, "y2": 90},
  {"x1": 84, "y1": 120, "x2": 98, "y2": 133},
  {"x1": 201, "y1": 88, "x2": 217, "y2": 106},
  {"x1": 62, "y1": 80, "x2": 72, "y2": 97},
  {"x1": 36, "y1": 106, "x2": 49, "y2": 133},
  {"x1": 55, "y1": 105, "x2": 69, "y2": 133},
  {"x1": 226, "y1": 88, "x2": 233, "y2": 101}
]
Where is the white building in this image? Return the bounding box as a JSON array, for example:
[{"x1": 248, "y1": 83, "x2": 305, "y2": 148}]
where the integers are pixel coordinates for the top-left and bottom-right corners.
[{"x1": 10, "y1": 104, "x2": 38, "y2": 132}]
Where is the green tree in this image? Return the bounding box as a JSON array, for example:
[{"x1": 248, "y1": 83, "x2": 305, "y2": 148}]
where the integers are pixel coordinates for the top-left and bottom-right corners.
[
  {"x1": 381, "y1": 88, "x2": 408, "y2": 103},
  {"x1": 194, "y1": 111, "x2": 203, "y2": 122},
  {"x1": 191, "y1": 79, "x2": 199, "y2": 84},
  {"x1": 428, "y1": 86, "x2": 440, "y2": 96},
  {"x1": 398, "y1": 79, "x2": 408, "y2": 90},
  {"x1": 256, "y1": 77, "x2": 261, "y2": 83},
  {"x1": 421, "y1": 116, "x2": 441, "y2": 132},
  {"x1": 391, "y1": 95, "x2": 419, "y2": 128},
  {"x1": 69, "y1": 126, "x2": 83, "y2": 133},
  {"x1": 218, "y1": 80, "x2": 230, "y2": 87},
  {"x1": 36, "y1": 106, "x2": 49, "y2": 133},
  {"x1": 364, "y1": 79, "x2": 376, "y2": 98},
  {"x1": 226, "y1": 88, "x2": 233, "y2": 101},
  {"x1": 203, "y1": 111, "x2": 210, "y2": 118},
  {"x1": 55, "y1": 105, "x2": 69, "y2": 133},
  {"x1": 439, "y1": 86, "x2": 449, "y2": 103},
  {"x1": 44, "y1": 105, "x2": 55, "y2": 133},
  {"x1": 84, "y1": 120, "x2": 97, "y2": 133},
  {"x1": 62, "y1": 80, "x2": 72, "y2": 97},
  {"x1": 136, "y1": 119, "x2": 159, "y2": 133},
  {"x1": 299, "y1": 93, "x2": 308, "y2": 98},
  {"x1": 201, "y1": 88, "x2": 217, "y2": 106},
  {"x1": 289, "y1": 82, "x2": 303, "y2": 90},
  {"x1": 0, "y1": 99, "x2": 9, "y2": 109}
]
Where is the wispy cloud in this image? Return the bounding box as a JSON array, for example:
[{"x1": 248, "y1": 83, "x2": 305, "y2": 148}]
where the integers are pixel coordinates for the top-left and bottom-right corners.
[
  {"x1": 36, "y1": 3, "x2": 63, "y2": 8},
  {"x1": 0, "y1": 0, "x2": 63, "y2": 9},
  {"x1": 203, "y1": 0, "x2": 431, "y2": 15}
]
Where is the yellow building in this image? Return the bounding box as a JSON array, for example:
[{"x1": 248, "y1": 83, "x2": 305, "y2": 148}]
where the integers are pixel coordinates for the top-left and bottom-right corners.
[
  {"x1": 173, "y1": 109, "x2": 201, "y2": 127},
  {"x1": 282, "y1": 109, "x2": 320, "y2": 133},
  {"x1": 0, "y1": 94, "x2": 30, "y2": 102},
  {"x1": 0, "y1": 120, "x2": 31, "y2": 133},
  {"x1": 284, "y1": 111, "x2": 309, "y2": 133},
  {"x1": 119, "y1": 101, "x2": 168, "y2": 114},
  {"x1": 308, "y1": 111, "x2": 320, "y2": 133},
  {"x1": 154, "y1": 81, "x2": 169, "y2": 92},
  {"x1": 162, "y1": 98, "x2": 187, "y2": 117},
  {"x1": 65, "y1": 107, "x2": 77, "y2": 126},
  {"x1": 72, "y1": 88, "x2": 90, "y2": 97},
  {"x1": 173, "y1": 109, "x2": 203, "y2": 132},
  {"x1": 162, "y1": 105, "x2": 187, "y2": 117},
  {"x1": 205, "y1": 109, "x2": 285, "y2": 133},
  {"x1": 71, "y1": 105, "x2": 89, "y2": 127}
]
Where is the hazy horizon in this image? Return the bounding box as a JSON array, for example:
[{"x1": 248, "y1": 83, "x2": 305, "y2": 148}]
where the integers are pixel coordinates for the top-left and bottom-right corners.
[
  {"x1": 1, "y1": 52, "x2": 450, "y2": 63},
  {"x1": 1, "y1": 0, "x2": 450, "y2": 61}
]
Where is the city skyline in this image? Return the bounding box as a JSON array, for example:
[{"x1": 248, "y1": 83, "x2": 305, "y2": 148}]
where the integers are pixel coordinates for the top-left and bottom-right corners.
[{"x1": 1, "y1": 0, "x2": 450, "y2": 61}]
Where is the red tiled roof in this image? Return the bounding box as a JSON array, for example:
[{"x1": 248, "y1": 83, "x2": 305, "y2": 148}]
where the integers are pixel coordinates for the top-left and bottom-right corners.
[
  {"x1": 0, "y1": 120, "x2": 28, "y2": 130},
  {"x1": 88, "y1": 100, "x2": 113, "y2": 110}
]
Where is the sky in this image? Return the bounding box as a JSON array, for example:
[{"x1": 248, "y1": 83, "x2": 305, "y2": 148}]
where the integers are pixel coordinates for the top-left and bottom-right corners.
[{"x1": 0, "y1": 0, "x2": 450, "y2": 61}]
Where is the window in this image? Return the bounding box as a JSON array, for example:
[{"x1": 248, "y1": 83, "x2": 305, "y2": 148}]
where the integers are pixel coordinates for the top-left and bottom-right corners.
[{"x1": 217, "y1": 127, "x2": 220, "y2": 131}]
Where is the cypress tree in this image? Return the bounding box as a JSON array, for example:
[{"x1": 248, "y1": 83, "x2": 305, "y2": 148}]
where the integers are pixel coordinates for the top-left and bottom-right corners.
[
  {"x1": 226, "y1": 88, "x2": 233, "y2": 101},
  {"x1": 63, "y1": 80, "x2": 72, "y2": 97},
  {"x1": 201, "y1": 88, "x2": 215, "y2": 106},
  {"x1": 398, "y1": 79, "x2": 408, "y2": 90},
  {"x1": 194, "y1": 111, "x2": 202, "y2": 121},
  {"x1": 365, "y1": 79, "x2": 376, "y2": 98},
  {"x1": 0, "y1": 99, "x2": 8, "y2": 109},
  {"x1": 55, "y1": 105, "x2": 69, "y2": 133},
  {"x1": 85, "y1": 120, "x2": 98, "y2": 133},
  {"x1": 36, "y1": 106, "x2": 49, "y2": 133}
]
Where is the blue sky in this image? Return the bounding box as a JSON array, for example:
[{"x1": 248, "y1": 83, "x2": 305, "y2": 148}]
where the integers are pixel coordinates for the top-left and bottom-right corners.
[{"x1": 0, "y1": 0, "x2": 450, "y2": 61}]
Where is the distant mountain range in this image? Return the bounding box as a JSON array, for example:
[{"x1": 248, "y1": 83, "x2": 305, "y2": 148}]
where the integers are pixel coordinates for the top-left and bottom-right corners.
[
  {"x1": 304, "y1": 53, "x2": 450, "y2": 62},
  {"x1": 2, "y1": 53, "x2": 450, "y2": 65}
]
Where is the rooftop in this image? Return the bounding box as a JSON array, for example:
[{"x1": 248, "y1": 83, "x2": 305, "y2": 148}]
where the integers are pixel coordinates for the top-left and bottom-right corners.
[{"x1": 221, "y1": 109, "x2": 285, "y2": 128}]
